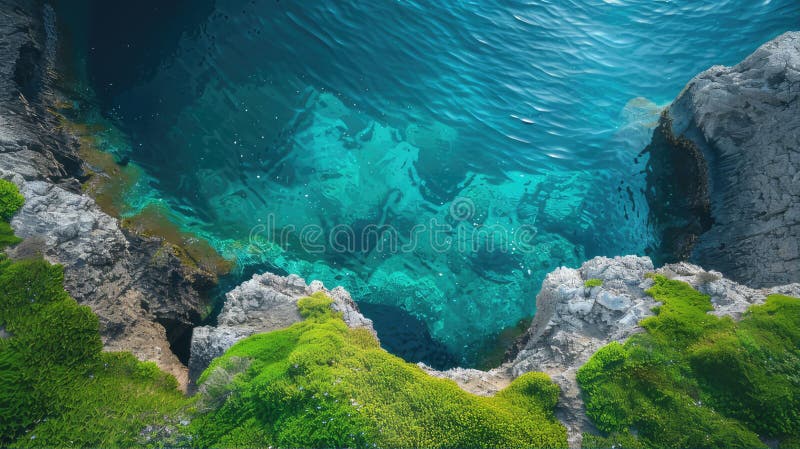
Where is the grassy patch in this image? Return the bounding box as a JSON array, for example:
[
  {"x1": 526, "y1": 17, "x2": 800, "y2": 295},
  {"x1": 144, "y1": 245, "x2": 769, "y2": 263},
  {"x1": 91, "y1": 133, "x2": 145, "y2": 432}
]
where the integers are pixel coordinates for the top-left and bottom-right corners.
[
  {"x1": 577, "y1": 275, "x2": 800, "y2": 448},
  {"x1": 0, "y1": 258, "x2": 192, "y2": 448},
  {"x1": 191, "y1": 292, "x2": 567, "y2": 448},
  {"x1": 0, "y1": 180, "x2": 22, "y2": 250},
  {"x1": 0, "y1": 221, "x2": 21, "y2": 250},
  {"x1": 584, "y1": 278, "x2": 603, "y2": 288}
]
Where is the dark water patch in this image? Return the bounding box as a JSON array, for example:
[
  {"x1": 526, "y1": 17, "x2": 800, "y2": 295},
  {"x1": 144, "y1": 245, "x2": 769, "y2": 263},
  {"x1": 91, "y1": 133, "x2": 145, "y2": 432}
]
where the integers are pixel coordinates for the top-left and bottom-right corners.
[
  {"x1": 84, "y1": 0, "x2": 215, "y2": 114},
  {"x1": 357, "y1": 302, "x2": 459, "y2": 370},
  {"x1": 475, "y1": 316, "x2": 533, "y2": 371}
]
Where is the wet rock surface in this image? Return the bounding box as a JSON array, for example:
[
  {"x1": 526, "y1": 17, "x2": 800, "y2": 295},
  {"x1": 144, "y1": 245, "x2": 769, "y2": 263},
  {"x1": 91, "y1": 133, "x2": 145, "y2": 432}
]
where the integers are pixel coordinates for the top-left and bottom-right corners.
[
  {"x1": 645, "y1": 31, "x2": 800, "y2": 287},
  {"x1": 0, "y1": 0, "x2": 214, "y2": 391}
]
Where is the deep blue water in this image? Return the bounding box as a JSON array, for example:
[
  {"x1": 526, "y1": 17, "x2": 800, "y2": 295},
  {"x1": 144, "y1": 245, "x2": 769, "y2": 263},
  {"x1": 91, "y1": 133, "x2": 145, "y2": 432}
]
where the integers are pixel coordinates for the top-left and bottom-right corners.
[{"x1": 64, "y1": 0, "x2": 799, "y2": 367}]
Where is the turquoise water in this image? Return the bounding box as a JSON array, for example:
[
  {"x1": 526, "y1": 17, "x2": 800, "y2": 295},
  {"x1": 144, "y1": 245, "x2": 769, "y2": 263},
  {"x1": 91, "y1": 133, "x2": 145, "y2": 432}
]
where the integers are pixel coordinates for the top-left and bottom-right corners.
[{"x1": 68, "y1": 0, "x2": 798, "y2": 367}]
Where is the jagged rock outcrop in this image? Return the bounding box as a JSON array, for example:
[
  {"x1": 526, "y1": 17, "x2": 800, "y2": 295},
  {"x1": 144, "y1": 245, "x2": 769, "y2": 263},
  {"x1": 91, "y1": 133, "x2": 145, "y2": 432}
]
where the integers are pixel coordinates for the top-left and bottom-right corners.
[
  {"x1": 425, "y1": 255, "x2": 800, "y2": 448},
  {"x1": 0, "y1": 0, "x2": 214, "y2": 391},
  {"x1": 189, "y1": 272, "x2": 375, "y2": 383},
  {"x1": 507, "y1": 256, "x2": 656, "y2": 447},
  {"x1": 645, "y1": 31, "x2": 800, "y2": 287}
]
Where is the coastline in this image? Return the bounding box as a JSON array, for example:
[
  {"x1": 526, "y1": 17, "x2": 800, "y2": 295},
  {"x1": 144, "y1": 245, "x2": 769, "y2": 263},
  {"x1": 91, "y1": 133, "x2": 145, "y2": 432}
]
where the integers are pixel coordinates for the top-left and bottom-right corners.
[{"x1": 1, "y1": 2, "x2": 798, "y2": 447}]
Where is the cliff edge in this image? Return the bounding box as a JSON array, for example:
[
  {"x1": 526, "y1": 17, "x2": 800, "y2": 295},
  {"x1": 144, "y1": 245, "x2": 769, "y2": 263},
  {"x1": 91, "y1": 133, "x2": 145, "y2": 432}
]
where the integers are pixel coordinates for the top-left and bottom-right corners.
[{"x1": 0, "y1": 0, "x2": 215, "y2": 390}]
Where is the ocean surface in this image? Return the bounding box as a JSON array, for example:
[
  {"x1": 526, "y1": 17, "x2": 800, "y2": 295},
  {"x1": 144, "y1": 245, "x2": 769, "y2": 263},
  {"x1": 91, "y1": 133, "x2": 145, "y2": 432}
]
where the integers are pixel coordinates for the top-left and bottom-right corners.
[{"x1": 59, "y1": 0, "x2": 799, "y2": 368}]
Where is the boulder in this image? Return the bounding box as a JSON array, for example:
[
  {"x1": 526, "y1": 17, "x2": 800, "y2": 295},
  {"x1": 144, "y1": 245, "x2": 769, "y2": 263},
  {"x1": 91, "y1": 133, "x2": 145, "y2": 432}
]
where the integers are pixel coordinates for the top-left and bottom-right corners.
[{"x1": 644, "y1": 31, "x2": 800, "y2": 287}]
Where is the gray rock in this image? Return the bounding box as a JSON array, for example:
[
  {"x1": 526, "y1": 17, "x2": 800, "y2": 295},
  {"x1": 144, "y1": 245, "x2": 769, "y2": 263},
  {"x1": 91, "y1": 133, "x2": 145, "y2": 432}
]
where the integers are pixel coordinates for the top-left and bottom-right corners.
[
  {"x1": 508, "y1": 256, "x2": 656, "y2": 448},
  {"x1": 188, "y1": 272, "x2": 375, "y2": 384},
  {"x1": 645, "y1": 31, "x2": 800, "y2": 287}
]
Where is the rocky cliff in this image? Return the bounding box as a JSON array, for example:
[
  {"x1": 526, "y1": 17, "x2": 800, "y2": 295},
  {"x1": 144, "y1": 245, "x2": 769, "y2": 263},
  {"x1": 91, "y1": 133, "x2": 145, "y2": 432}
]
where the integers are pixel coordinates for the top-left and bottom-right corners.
[
  {"x1": 3, "y1": 3, "x2": 798, "y2": 447},
  {"x1": 422, "y1": 256, "x2": 800, "y2": 447},
  {"x1": 0, "y1": 0, "x2": 215, "y2": 390},
  {"x1": 644, "y1": 31, "x2": 800, "y2": 287},
  {"x1": 424, "y1": 32, "x2": 800, "y2": 447},
  {"x1": 198, "y1": 254, "x2": 799, "y2": 447}
]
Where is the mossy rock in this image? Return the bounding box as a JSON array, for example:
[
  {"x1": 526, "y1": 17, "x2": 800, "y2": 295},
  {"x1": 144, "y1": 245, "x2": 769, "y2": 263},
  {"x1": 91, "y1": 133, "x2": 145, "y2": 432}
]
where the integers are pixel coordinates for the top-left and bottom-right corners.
[
  {"x1": 191, "y1": 293, "x2": 568, "y2": 448},
  {"x1": 584, "y1": 278, "x2": 603, "y2": 288},
  {"x1": 578, "y1": 275, "x2": 800, "y2": 448}
]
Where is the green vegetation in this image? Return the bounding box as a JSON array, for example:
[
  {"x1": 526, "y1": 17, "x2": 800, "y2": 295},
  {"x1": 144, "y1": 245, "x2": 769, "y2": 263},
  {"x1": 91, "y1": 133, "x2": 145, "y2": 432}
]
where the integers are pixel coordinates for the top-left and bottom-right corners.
[
  {"x1": 0, "y1": 221, "x2": 21, "y2": 249},
  {"x1": 0, "y1": 177, "x2": 564, "y2": 448},
  {"x1": 0, "y1": 182, "x2": 191, "y2": 447},
  {"x1": 0, "y1": 179, "x2": 24, "y2": 222},
  {"x1": 0, "y1": 258, "x2": 191, "y2": 448},
  {"x1": 0, "y1": 179, "x2": 23, "y2": 249},
  {"x1": 3, "y1": 173, "x2": 798, "y2": 449},
  {"x1": 190, "y1": 292, "x2": 567, "y2": 448},
  {"x1": 578, "y1": 275, "x2": 800, "y2": 448},
  {"x1": 584, "y1": 278, "x2": 603, "y2": 288}
]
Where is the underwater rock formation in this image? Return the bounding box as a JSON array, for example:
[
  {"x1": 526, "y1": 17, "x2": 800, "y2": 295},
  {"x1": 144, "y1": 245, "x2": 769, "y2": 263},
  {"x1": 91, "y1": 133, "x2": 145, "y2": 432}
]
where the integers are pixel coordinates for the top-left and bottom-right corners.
[
  {"x1": 645, "y1": 31, "x2": 800, "y2": 287},
  {"x1": 189, "y1": 272, "x2": 375, "y2": 383},
  {"x1": 0, "y1": 0, "x2": 214, "y2": 390}
]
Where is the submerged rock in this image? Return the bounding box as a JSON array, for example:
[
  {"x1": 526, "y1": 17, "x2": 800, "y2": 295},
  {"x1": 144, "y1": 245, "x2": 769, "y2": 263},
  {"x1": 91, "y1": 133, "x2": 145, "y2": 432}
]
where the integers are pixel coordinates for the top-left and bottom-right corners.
[
  {"x1": 645, "y1": 31, "x2": 800, "y2": 287},
  {"x1": 188, "y1": 272, "x2": 375, "y2": 383}
]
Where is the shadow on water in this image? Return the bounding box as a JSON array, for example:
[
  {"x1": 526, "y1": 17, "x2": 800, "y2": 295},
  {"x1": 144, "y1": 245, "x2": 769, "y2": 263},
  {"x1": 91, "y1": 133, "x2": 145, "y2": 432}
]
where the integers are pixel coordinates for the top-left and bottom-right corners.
[
  {"x1": 83, "y1": 0, "x2": 216, "y2": 111},
  {"x1": 357, "y1": 302, "x2": 459, "y2": 370}
]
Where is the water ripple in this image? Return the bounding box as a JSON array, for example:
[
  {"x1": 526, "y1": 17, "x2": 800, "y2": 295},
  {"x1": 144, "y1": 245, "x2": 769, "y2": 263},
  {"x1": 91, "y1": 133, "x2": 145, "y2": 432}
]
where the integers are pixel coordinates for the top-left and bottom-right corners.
[{"x1": 79, "y1": 0, "x2": 799, "y2": 366}]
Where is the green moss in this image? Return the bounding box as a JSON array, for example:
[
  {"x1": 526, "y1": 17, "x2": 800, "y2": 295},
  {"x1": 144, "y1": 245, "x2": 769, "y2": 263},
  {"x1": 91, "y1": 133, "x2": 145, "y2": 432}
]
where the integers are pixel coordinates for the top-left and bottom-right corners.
[
  {"x1": 297, "y1": 291, "x2": 337, "y2": 318},
  {"x1": 191, "y1": 294, "x2": 568, "y2": 449},
  {"x1": 0, "y1": 257, "x2": 190, "y2": 447},
  {"x1": 0, "y1": 179, "x2": 25, "y2": 250},
  {"x1": 582, "y1": 430, "x2": 647, "y2": 449},
  {"x1": 584, "y1": 278, "x2": 603, "y2": 288},
  {"x1": 0, "y1": 180, "x2": 23, "y2": 250},
  {"x1": 578, "y1": 275, "x2": 800, "y2": 448},
  {"x1": 0, "y1": 221, "x2": 21, "y2": 250},
  {"x1": 0, "y1": 179, "x2": 24, "y2": 222}
]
